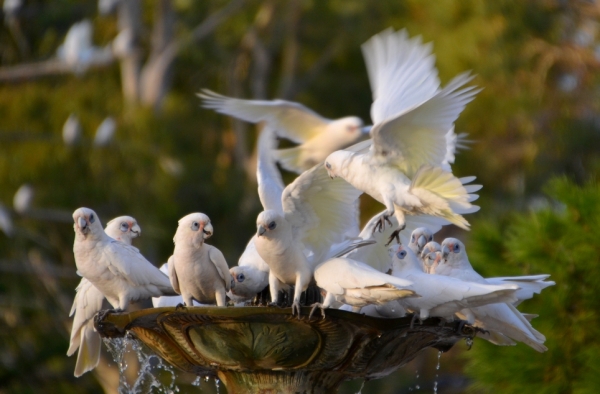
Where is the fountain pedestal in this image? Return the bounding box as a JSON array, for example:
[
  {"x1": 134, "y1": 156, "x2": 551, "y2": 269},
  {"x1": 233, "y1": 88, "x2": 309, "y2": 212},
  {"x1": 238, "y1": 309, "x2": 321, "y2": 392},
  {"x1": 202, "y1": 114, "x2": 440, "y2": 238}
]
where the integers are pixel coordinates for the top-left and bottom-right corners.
[{"x1": 95, "y1": 307, "x2": 476, "y2": 393}]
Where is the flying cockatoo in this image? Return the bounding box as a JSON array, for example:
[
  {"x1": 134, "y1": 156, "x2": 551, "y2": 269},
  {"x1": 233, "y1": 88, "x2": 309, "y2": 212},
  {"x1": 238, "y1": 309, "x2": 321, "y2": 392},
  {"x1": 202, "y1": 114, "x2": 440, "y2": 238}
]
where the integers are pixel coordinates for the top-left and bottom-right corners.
[
  {"x1": 72, "y1": 207, "x2": 177, "y2": 311},
  {"x1": 199, "y1": 29, "x2": 471, "y2": 175},
  {"x1": 434, "y1": 238, "x2": 548, "y2": 352},
  {"x1": 390, "y1": 244, "x2": 518, "y2": 322},
  {"x1": 311, "y1": 257, "x2": 417, "y2": 318},
  {"x1": 325, "y1": 30, "x2": 482, "y2": 244},
  {"x1": 170, "y1": 213, "x2": 232, "y2": 306},
  {"x1": 68, "y1": 214, "x2": 147, "y2": 377}
]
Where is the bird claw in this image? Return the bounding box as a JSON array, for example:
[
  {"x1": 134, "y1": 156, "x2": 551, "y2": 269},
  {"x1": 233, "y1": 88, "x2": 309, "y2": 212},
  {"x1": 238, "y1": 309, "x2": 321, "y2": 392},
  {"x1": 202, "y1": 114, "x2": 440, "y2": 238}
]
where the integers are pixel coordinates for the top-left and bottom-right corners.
[
  {"x1": 308, "y1": 303, "x2": 326, "y2": 320},
  {"x1": 384, "y1": 223, "x2": 406, "y2": 246},
  {"x1": 175, "y1": 303, "x2": 187, "y2": 311},
  {"x1": 291, "y1": 301, "x2": 301, "y2": 319},
  {"x1": 267, "y1": 301, "x2": 278, "y2": 308},
  {"x1": 373, "y1": 214, "x2": 393, "y2": 234}
]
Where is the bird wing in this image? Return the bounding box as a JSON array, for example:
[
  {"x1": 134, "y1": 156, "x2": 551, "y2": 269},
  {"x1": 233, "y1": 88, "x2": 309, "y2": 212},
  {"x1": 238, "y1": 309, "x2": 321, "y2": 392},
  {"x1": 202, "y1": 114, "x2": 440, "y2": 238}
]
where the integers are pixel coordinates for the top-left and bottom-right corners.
[
  {"x1": 370, "y1": 73, "x2": 480, "y2": 177},
  {"x1": 486, "y1": 275, "x2": 555, "y2": 305},
  {"x1": 199, "y1": 89, "x2": 329, "y2": 143},
  {"x1": 282, "y1": 164, "x2": 362, "y2": 264},
  {"x1": 102, "y1": 241, "x2": 173, "y2": 291},
  {"x1": 256, "y1": 125, "x2": 284, "y2": 213},
  {"x1": 362, "y1": 28, "x2": 440, "y2": 126},
  {"x1": 208, "y1": 245, "x2": 232, "y2": 292},
  {"x1": 167, "y1": 256, "x2": 180, "y2": 294},
  {"x1": 315, "y1": 258, "x2": 413, "y2": 295},
  {"x1": 67, "y1": 278, "x2": 104, "y2": 356}
]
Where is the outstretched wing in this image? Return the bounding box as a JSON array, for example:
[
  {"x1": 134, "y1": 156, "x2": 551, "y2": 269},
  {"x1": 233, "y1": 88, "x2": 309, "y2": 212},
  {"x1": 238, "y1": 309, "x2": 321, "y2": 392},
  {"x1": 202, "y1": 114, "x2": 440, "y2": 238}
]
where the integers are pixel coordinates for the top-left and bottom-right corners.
[
  {"x1": 362, "y1": 28, "x2": 440, "y2": 125},
  {"x1": 282, "y1": 164, "x2": 362, "y2": 264},
  {"x1": 256, "y1": 125, "x2": 284, "y2": 213},
  {"x1": 199, "y1": 89, "x2": 329, "y2": 143},
  {"x1": 370, "y1": 73, "x2": 480, "y2": 177}
]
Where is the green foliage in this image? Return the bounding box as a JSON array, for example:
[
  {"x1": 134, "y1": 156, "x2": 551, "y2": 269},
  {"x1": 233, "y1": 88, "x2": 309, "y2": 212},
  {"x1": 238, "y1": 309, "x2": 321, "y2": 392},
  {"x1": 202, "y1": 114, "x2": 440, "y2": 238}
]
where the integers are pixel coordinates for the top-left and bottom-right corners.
[{"x1": 464, "y1": 178, "x2": 600, "y2": 393}]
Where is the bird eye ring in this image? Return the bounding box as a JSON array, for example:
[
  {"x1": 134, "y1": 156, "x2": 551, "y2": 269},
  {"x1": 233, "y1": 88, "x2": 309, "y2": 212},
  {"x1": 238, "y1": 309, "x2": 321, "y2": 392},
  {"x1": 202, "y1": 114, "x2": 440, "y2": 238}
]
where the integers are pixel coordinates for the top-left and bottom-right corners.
[
  {"x1": 268, "y1": 221, "x2": 276, "y2": 230},
  {"x1": 89, "y1": 214, "x2": 95, "y2": 223},
  {"x1": 396, "y1": 250, "x2": 407, "y2": 259},
  {"x1": 191, "y1": 221, "x2": 199, "y2": 230},
  {"x1": 325, "y1": 162, "x2": 332, "y2": 170},
  {"x1": 453, "y1": 243, "x2": 460, "y2": 253}
]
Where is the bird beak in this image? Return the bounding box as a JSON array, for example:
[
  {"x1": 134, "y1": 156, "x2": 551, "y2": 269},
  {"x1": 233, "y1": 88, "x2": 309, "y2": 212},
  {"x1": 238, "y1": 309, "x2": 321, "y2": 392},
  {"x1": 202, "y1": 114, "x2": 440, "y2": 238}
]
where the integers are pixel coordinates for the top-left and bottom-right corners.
[
  {"x1": 257, "y1": 225, "x2": 266, "y2": 237},
  {"x1": 131, "y1": 223, "x2": 141, "y2": 236},
  {"x1": 203, "y1": 222, "x2": 213, "y2": 239},
  {"x1": 417, "y1": 235, "x2": 427, "y2": 249},
  {"x1": 77, "y1": 216, "x2": 87, "y2": 231},
  {"x1": 442, "y1": 246, "x2": 450, "y2": 259}
]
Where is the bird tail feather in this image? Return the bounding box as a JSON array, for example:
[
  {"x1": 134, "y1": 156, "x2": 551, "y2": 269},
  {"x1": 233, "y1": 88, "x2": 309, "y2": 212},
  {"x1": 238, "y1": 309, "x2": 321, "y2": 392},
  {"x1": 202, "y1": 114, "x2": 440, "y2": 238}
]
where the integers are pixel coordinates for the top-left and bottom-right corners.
[{"x1": 73, "y1": 321, "x2": 101, "y2": 377}]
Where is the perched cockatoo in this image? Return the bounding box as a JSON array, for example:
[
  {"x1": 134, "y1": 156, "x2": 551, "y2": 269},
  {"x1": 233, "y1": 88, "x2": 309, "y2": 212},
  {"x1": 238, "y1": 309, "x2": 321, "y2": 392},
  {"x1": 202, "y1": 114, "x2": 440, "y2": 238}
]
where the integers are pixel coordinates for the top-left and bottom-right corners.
[
  {"x1": 407, "y1": 227, "x2": 434, "y2": 257},
  {"x1": 420, "y1": 241, "x2": 442, "y2": 274},
  {"x1": 170, "y1": 213, "x2": 232, "y2": 306},
  {"x1": 72, "y1": 207, "x2": 176, "y2": 311},
  {"x1": 311, "y1": 257, "x2": 417, "y2": 318},
  {"x1": 390, "y1": 244, "x2": 518, "y2": 321},
  {"x1": 68, "y1": 213, "x2": 159, "y2": 377},
  {"x1": 228, "y1": 237, "x2": 271, "y2": 302},
  {"x1": 325, "y1": 30, "x2": 481, "y2": 244},
  {"x1": 434, "y1": 238, "x2": 547, "y2": 352}
]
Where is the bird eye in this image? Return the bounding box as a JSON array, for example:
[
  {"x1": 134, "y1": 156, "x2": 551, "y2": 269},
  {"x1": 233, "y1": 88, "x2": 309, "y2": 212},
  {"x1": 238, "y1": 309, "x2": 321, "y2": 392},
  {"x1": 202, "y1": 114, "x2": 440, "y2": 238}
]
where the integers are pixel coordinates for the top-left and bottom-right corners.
[
  {"x1": 120, "y1": 222, "x2": 129, "y2": 232},
  {"x1": 191, "y1": 221, "x2": 199, "y2": 231},
  {"x1": 89, "y1": 214, "x2": 95, "y2": 223},
  {"x1": 237, "y1": 274, "x2": 245, "y2": 282},
  {"x1": 453, "y1": 243, "x2": 460, "y2": 253},
  {"x1": 325, "y1": 162, "x2": 332, "y2": 170},
  {"x1": 268, "y1": 221, "x2": 277, "y2": 230},
  {"x1": 396, "y1": 250, "x2": 407, "y2": 259}
]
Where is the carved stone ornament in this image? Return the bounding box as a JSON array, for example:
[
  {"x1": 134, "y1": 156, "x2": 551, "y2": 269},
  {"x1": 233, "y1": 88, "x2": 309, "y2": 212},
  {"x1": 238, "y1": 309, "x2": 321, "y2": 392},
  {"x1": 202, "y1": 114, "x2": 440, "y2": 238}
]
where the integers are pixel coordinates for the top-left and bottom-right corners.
[{"x1": 95, "y1": 306, "x2": 477, "y2": 393}]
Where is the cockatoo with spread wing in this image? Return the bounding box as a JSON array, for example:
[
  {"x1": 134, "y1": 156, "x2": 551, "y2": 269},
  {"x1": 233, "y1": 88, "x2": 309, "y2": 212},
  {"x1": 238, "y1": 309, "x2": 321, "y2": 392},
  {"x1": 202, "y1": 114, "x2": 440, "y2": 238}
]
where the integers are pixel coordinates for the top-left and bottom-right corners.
[
  {"x1": 72, "y1": 208, "x2": 177, "y2": 311},
  {"x1": 390, "y1": 244, "x2": 518, "y2": 321},
  {"x1": 231, "y1": 126, "x2": 370, "y2": 305},
  {"x1": 311, "y1": 257, "x2": 417, "y2": 318},
  {"x1": 199, "y1": 29, "x2": 469, "y2": 174},
  {"x1": 198, "y1": 89, "x2": 367, "y2": 173},
  {"x1": 254, "y1": 158, "x2": 365, "y2": 316},
  {"x1": 325, "y1": 30, "x2": 482, "y2": 244},
  {"x1": 170, "y1": 213, "x2": 233, "y2": 306},
  {"x1": 434, "y1": 238, "x2": 548, "y2": 352},
  {"x1": 69, "y1": 213, "x2": 163, "y2": 376}
]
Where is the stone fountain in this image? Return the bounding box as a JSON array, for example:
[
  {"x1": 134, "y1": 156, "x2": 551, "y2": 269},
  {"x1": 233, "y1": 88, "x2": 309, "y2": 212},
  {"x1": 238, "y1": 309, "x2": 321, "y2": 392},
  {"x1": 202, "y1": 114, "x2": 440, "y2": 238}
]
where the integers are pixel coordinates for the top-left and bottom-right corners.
[{"x1": 95, "y1": 298, "x2": 477, "y2": 393}]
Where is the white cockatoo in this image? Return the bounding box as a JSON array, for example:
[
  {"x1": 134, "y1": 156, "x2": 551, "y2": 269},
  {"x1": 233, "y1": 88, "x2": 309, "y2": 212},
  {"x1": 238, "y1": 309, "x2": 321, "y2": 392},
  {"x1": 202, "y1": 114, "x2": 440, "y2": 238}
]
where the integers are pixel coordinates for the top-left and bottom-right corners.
[
  {"x1": 325, "y1": 30, "x2": 481, "y2": 244},
  {"x1": 72, "y1": 207, "x2": 176, "y2": 311},
  {"x1": 228, "y1": 237, "x2": 271, "y2": 302},
  {"x1": 254, "y1": 155, "x2": 365, "y2": 316},
  {"x1": 407, "y1": 227, "x2": 434, "y2": 257},
  {"x1": 13, "y1": 183, "x2": 34, "y2": 214},
  {"x1": 484, "y1": 275, "x2": 555, "y2": 306},
  {"x1": 57, "y1": 20, "x2": 112, "y2": 71},
  {"x1": 63, "y1": 114, "x2": 82, "y2": 146},
  {"x1": 0, "y1": 203, "x2": 13, "y2": 236},
  {"x1": 93, "y1": 116, "x2": 116, "y2": 147},
  {"x1": 390, "y1": 244, "x2": 518, "y2": 322},
  {"x1": 170, "y1": 213, "x2": 232, "y2": 306},
  {"x1": 198, "y1": 89, "x2": 367, "y2": 173},
  {"x1": 311, "y1": 257, "x2": 417, "y2": 318},
  {"x1": 434, "y1": 238, "x2": 547, "y2": 352},
  {"x1": 152, "y1": 262, "x2": 206, "y2": 307},
  {"x1": 68, "y1": 214, "x2": 149, "y2": 377},
  {"x1": 420, "y1": 241, "x2": 442, "y2": 274}
]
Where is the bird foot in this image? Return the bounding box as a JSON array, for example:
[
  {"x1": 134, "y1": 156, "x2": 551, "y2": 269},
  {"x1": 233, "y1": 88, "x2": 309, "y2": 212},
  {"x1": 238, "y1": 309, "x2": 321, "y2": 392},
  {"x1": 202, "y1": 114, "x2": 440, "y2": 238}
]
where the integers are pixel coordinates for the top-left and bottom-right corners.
[
  {"x1": 267, "y1": 301, "x2": 279, "y2": 308},
  {"x1": 96, "y1": 308, "x2": 119, "y2": 323},
  {"x1": 385, "y1": 223, "x2": 406, "y2": 246},
  {"x1": 409, "y1": 313, "x2": 423, "y2": 329},
  {"x1": 373, "y1": 214, "x2": 393, "y2": 233},
  {"x1": 291, "y1": 301, "x2": 302, "y2": 319},
  {"x1": 175, "y1": 303, "x2": 187, "y2": 311},
  {"x1": 308, "y1": 303, "x2": 326, "y2": 320}
]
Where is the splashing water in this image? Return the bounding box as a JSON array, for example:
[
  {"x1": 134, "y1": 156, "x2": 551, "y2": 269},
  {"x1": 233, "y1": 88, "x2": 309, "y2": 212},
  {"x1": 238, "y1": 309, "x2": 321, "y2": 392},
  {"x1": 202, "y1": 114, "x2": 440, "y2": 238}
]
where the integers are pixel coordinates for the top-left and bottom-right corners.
[
  {"x1": 191, "y1": 376, "x2": 202, "y2": 387},
  {"x1": 215, "y1": 378, "x2": 220, "y2": 394},
  {"x1": 103, "y1": 334, "x2": 178, "y2": 394},
  {"x1": 433, "y1": 350, "x2": 442, "y2": 394},
  {"x1": 466, "y1": 337, "x2": 474, "y2": 350},
  {"x1": 355, "y1": 379, "x2": 365, "y2": 394}
]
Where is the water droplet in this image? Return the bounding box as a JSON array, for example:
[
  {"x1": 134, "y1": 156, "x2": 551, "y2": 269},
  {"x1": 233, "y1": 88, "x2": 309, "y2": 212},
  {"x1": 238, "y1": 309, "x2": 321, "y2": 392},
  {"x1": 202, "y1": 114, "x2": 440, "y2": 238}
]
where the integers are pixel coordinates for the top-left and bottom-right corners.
[
  {"x1": 204, "y1": 376, "x2": 210, "y2": 382},
  {"x1": 415, "y1": 384, "x2": 420, "y2": 389},
  {"x1": 466, "y1": 337, "x2": 474, "y2": 349},
  {"x1": 215, "y1": 378, "x2": 220, "y2": 394},
  {"x1": 355, "y1": 379, "x2": 365, "y2": 394},
  {"x1": 192, "y1": 376, "x2": 202, "y2": 387}
]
